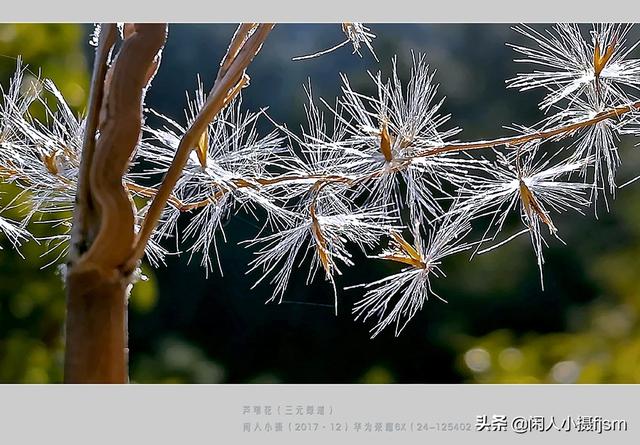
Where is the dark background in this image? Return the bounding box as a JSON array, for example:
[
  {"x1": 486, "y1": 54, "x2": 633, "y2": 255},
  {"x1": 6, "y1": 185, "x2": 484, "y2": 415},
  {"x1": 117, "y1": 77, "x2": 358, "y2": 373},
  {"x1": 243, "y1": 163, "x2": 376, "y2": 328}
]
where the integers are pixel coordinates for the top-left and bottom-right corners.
[{"x1": 2, "y1": 24, "x2": 640, "y2": 383}]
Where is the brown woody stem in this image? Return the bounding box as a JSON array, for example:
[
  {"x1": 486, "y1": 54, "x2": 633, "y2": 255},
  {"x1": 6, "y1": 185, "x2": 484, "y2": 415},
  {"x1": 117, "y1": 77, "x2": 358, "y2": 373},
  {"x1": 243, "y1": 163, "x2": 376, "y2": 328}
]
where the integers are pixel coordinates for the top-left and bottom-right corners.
[
  {"x1": 65, "y1": 23, "x2": 167, "y2": 384},
  {"x1": 412, "y1": 101, "x2": 640, "y2": 157},
  {"x1": 64, "y1": 267, "x2": 128, "y2": 383},
  {"x1": 126, "y1": 101, "x2": 640, "y2": 215}
]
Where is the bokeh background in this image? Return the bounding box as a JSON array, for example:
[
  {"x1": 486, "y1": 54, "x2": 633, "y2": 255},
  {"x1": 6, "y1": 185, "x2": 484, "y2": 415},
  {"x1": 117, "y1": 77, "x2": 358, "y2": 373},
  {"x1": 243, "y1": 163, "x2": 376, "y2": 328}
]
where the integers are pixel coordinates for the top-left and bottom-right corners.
[{"x1": 2, "y1": 24, "x2": 640, "y2": 383}]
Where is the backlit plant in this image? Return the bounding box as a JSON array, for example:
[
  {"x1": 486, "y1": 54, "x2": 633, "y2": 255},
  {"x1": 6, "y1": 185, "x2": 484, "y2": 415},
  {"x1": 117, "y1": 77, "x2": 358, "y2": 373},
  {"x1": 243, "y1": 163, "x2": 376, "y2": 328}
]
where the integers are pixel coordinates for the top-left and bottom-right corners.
[{"x1": 1, "y1": 23, "x2": 640, "y2": 381}]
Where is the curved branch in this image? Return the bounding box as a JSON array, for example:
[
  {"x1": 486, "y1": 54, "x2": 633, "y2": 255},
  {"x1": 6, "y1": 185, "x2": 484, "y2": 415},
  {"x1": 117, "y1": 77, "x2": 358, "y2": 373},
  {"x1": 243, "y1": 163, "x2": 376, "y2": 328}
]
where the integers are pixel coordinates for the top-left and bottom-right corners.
[{"x1": 125, "y1": 23, "x2": 274, "y2": 271}]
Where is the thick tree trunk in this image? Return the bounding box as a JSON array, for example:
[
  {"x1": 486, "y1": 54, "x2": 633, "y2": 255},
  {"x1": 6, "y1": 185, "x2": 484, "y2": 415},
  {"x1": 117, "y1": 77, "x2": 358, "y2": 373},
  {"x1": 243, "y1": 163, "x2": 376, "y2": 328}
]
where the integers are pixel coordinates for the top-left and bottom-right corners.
[
  {"x1": 63, "y1": 23, "x2": 167, "y2": 384},
  {"x1": 64, "y1": 266, "x2": 128, "y2": 383}
]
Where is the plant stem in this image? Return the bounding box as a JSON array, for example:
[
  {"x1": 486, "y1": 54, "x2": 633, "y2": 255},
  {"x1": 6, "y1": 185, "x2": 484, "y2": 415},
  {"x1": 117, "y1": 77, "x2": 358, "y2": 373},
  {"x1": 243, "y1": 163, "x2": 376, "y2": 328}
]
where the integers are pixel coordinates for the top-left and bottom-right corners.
[
  {"x1": 64, "y1": 23, "x2": 167, "y2": 383},
  {"x1": 64, "y1": 266, "x2": 128, "y2": 383},
  {"x1": 128, "y1": 100, "x2": 640, "y2": 214},
  {"x1": 413, "y1": 101, "x2": 640, "y2": 157}
]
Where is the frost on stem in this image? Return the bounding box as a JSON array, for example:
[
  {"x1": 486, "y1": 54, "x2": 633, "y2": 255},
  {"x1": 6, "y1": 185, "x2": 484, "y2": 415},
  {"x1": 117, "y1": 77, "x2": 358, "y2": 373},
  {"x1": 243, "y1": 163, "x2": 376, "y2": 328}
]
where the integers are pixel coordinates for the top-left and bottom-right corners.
[
  {"x1": 0, "y1": 59, "x2": 167, "y2": 266},
  {"x1": 350, "y1": 214, "x2": 474, "y2": 338},
  {"x1": 456, "y1": 145, "x2": 592, "y2": 288},
  {"x1": 329, "y1": 53, "x2": 477, "y2": 226},
  {"x1": 246, "y1": 199, "x2": 396, "y2": 313},
  {"x1": 3, "y1": 24, "x2": 640, "y2": 337},
  {"x1": 243, "y1": 85, "x2": 399, "y2": 312},
  {"x1": 507, "y1": 23, "x2": 640, "y2": 210},
  {"x1": 140, "y1": 79, "x2": 285, "y2": 274},
  {"x1": 507, "y1": 24, "x2": 640, "y2": 111},
  {"x1": 0, "y1": 68, "x2": 85, "y2": 262}
]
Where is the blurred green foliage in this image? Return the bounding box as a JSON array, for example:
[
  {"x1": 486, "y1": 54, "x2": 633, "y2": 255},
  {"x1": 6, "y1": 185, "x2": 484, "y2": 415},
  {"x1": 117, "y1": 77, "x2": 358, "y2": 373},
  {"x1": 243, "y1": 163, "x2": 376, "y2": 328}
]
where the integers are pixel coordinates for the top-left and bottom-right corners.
[
  {"x1": 455, "y1": 167, "x2": 640, "y2": 383},
  {"x1": 0, "y1": 24, "x2": 88, "y2": 109},
  {"x1": 0, "y1": 24, "x2": 90, "y2": 383},
  {"x1": 131, "y1": 336, "x2": 225, "y2": 383}
]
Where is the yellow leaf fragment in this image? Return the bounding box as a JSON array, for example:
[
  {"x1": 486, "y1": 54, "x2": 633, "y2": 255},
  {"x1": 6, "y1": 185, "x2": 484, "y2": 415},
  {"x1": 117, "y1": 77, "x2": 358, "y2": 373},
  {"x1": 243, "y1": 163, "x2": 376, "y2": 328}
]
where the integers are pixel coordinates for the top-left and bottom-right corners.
[
  {"x1": 594, "y1": 38, "x2": 616, "y2": 78},
  {"x1": 310, "y1": 205, "x2": 331, "y2": 277},
  {"x1": 381, "y1": 232, "x2": 426, "y2": 269},
  {"x1": 195, "y1": 74, "x2": 249, "y2": 169},
  {"x1": 42, "y1": 150, "x2": 60, "y2": 175},
  {"x1": 380, "y1": 120, "x2": 393, "y2": 162},
  {"x1": 196, "y1": 128, "x2": 209, "y2": 168},
  {"x1": 519, "y1": 179, "x2": 557, "y2": 234}
]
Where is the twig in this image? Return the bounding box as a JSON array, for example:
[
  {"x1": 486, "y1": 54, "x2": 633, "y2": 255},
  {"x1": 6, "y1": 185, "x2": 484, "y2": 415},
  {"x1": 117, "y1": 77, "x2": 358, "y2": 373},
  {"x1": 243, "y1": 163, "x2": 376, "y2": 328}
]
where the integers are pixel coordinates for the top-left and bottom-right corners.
[
  {"x1": 125, "y1": 99, "x2": 640, "y2": 214},
  {"x1": 412, "y1": 101, "x2": 640, "y2": 158}
]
